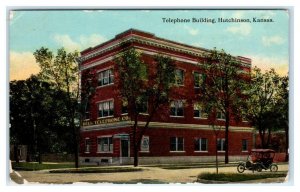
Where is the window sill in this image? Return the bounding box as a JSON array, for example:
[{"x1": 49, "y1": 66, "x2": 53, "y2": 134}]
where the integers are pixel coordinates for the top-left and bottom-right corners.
[
  {"x1": 217, "y1": 151, "x2": 225, "y2": 153},
  {"x1": 97, "y1": 116, "x2": 114, "y2": 119},
  {"x1": 242, "y1": 151, "x2": 249, "y2": 153},
  {"x1": 217, "y1": 119, "x2": 225, "y2": 121},
  {"x1": 194, "y1": 151, "x2": 208, "y2": 153},
  {"x1": 97, "y1": 151, "x2": 113, "y2": 154},
  {"x1": 139, "y1": 151, "x2": 150, "y2": 153},
  {"x1": 170, "y1": 151, "x2": 185, "y2": 153},
  {"x1": 96, "y1": 83, "x2": 114, "y2": 89},
  {"x1": 84, "y1": 152, "x2": 90, "y2": 154},
  {"x1": 139, "y1": 113, "x2": 149, "y2": 116},
  {"x1": 193, "y1": 117, "x2": 207, "y2": 120},
  {"x1": 170, "y1": 115, "x2": 184, "y2": 118}
]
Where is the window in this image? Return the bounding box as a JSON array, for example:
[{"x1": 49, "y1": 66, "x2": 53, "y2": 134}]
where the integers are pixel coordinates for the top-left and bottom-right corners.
[
  {"x1": 121, "y1": 99, "x2": 128, "y2": 114},
  {"x1": 174, "y1": 69, "x2": 184, "y2": 85},
  {"x1": 242, "y1": 139, "x2": 248, "y2": 151},
  {"x1": 216, "y1": 110, "x2": 225, "y2": 120},
  {"x1": 193, "y1": 103, "x2": 208, "y2": 119},
  {"x1": 140, "y1": 136, "x2": 150, "y2": 152},
  {"x1": 97, "y1": 137, "x2": 113, "y2": 152},
  {"x1": 170, "y1": 137, "x2": 184, "y2": 151},
  {"x1": 194, "y1": 138, "x2": 208, "y2": 151},
  {"x1": 170, "y1": 100, "x2": 184, "y2": 117},
  {"x1": 98, "y1": 69, "x2": 114, "y2": 87},
  {"x1": 84, "y1": 102, "x2": 90, "y2": 120},
  {"x1": 137, "y1": 97, "x2": 148, "y2": 114},
  {"x1": 217, "y1": 138, "x2": 226, "y2": 151},
  {"x1": 194, "y1": 72, "x2": 203, "y2": 88},
  {"x1": 85, "y1": 138, "x2": 91, "y2": 153},
  {"x1": 98, "y1": 100, "x2": 114, "y2": 118}
]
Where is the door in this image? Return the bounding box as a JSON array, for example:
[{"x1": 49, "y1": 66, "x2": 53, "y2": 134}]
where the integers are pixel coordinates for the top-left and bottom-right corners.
[{"x1": 121, "y1": 139, "x2": 129, "y2": 157}]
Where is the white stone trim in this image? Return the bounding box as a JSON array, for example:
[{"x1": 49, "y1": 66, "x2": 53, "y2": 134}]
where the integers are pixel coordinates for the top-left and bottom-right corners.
[
  {"x1": 79, "y1": 155, "x2": 248, "y2": 165},
  {"x1": 81, "y1": 120, "x2": 254, "y2": 133},
  {"x1": 79, "y1": 34, "x2": 251, "y2": 69}
]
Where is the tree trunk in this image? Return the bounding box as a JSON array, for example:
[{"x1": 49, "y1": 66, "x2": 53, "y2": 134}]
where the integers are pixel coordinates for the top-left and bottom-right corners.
[
  {"x1": 267, "y1": 127, "x2": 272, "y2": 148},
  {"x1": 72, "y1": 119, "x2": 79, "y2": 168},
  {"x1": 225, "y1": 112, "x2": 230, "y2": 164},
  {"x1": 133, "y1": 144, "x2": 139, "y2": 167},
  {"x1": 258, "y1": 123, "x2": 266, "y2": 148},
  {"x1": 132, "y1": 114, "x2": 139, "y2": 167},
  {"x1": 284, "y1": 122, "x2": 289, "y2": 162},
  {"x1": 13, "y1": 144, "x2": 19, "y2": 164},
  {"x1": 215, "y1": 137, "x2": 219, "y2": 174}
]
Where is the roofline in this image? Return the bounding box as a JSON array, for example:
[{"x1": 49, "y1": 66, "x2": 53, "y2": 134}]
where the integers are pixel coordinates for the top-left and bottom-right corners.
[{"x1": 79, "y1": 28, "x2": 251, "y2": 66}]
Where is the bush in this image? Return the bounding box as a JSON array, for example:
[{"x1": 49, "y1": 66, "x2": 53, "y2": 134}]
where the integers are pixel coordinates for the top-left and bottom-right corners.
[{"x1": 197, "y1": 172, "x2": 287, "y2": 182}]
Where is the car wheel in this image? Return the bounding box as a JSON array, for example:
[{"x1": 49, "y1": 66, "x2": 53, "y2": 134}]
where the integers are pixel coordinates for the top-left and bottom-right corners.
[
  {"x1": 256, "y1": 164, "x2": 262, "y2": 172},
  {"x1": 237, "y1": 164, "x2": 245, "y2": 173},
  {"x1": 270, "y1": 164, "x2": 278, "y2": 172}
]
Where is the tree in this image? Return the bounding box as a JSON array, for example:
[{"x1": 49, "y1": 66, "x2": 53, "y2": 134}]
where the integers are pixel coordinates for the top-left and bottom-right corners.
[
  {"x1": 207, "y1": 115, "x2": 223, "y2": 174},
  {"x1": 33, "y1": 47, "x2": 80, "y2": 167},
  {"x1": 115, "y1": 47, "x2": 175, "y2": 166},
  {"x1": 275, "y1": 76, "x2": 289, "y2": 161},
  {"x1": 10, "y1": 75, "x2": 72, "y2": 163},
  {"x1": 245, "y1": 67, "x2": 288, "y2": 148},
  {"x1": 199, "y1": 48, "x2": 248, "y2": 164},
  {"x1": 10, "y1": 79, "x2": 29, "y2": 163},
  {"x1": 80, "y1": 68, "x2": 99, "y2": 121}
]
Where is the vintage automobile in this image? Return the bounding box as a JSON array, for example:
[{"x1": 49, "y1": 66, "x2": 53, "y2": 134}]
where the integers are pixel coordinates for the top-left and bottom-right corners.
[{"x1": 237, "y1": 149, "x2": 278, "y2": 173}]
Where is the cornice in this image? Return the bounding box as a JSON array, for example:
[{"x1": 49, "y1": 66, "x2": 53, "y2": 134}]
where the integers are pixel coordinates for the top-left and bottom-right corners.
[
  {"x1": 78, "y1": 33, "x2": 251, "y2": 70},
  {"x1": 81, "y1": 120, "x2": 254, "y2": 133}
]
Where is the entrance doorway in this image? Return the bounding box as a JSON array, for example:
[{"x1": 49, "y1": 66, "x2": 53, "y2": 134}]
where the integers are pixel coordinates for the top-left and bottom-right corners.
[
  {"x1": 120, "y1": 138, "x2": 130, "y2": 164},
  {"x1": 121, "y1": 139, "x2": 129, "y2": 157}
]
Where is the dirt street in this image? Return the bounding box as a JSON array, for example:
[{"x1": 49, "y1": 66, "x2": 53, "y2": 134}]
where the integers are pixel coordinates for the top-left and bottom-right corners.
[{"x1": 9, "y1": 164, "x2": 289, "y2": 184}]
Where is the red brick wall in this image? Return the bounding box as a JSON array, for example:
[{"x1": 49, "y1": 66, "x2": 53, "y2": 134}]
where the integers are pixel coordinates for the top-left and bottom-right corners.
[
  {"x1": 84, "y1": 53, "x2": 250, "y2": 128},
  {"x1": 80, "y1": 30, "x2": 253, "y2": 159},
  {"x1": 80, "y1": 127, "x2": 253, "y2": 157}
]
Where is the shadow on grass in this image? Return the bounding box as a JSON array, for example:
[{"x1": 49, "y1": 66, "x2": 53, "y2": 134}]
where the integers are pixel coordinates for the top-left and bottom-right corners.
[
  {"x1": 197, "y1": 171, "x2": 288, "y2": 183},
  {"x1": 81, "y1": 179, "x2": 167, "y2": 184},
  {"x1": 49, "y1": 167, "x2": 143, "y2": 173}
]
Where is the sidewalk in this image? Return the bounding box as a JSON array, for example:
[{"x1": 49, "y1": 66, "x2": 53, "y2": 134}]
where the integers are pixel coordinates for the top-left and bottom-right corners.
[{"x1": 9, "y1": 163, "x2": 289, "y2": 184}]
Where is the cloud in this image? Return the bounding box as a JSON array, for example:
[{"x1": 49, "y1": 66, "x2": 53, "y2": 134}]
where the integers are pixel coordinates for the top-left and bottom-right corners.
[
  {"x1": 79, "y1": 34, "x2": 107, "y2": 49},
  {"x1": 226, "y1": 23, "x2": 252, "y2": 36},
  {"x1": 232, "y1": 11, "x2": 245, "y2": 18},
  {"x1": 262, "y1": 35, "x2": 285, "y2": 47},
  {"x1": 53, "y1": 34, "x2": 107, "y2": 52},
  {"x1": 10, "y1": 51, "x2": 40, "y2": 81},
  {"x1": 260, "y1": 11, "x2": 276, "y2": 19},
  {"x1": 184, "y1": 26, "x2": 199, "y2": 36},
  {"x1": 83, "y1": 10, "x2": 103, "y2": 13},
  {"x1": 191, "y1": 42, "x2": 203, "y2": 47},
  {"x1": 54, "y1": 35, "x2": 81, "y2": 51},
  {"x1": 247, "y1": 55, "x2": 288, "y2": 76}
]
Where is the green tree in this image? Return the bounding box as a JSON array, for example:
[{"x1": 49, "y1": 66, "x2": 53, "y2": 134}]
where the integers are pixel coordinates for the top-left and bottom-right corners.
[
  {"x1": 199, "y1": 48, "x2": 247, "y2": 164},
  {"x1": 33, "y1": 47, "x2": 80, "y2": 167},
  {"x1": 243, "y1": 67, "x2": 282, "y2": 149},
  {"x1": 115, "y1": 47, "x2": 175, "y2": 166},
  {"x1": 10, "y1": 75, "x2": 71, "y2": 163},
  {"x1": 275, "y1": 76, "x2": 289, "y2": 161}
]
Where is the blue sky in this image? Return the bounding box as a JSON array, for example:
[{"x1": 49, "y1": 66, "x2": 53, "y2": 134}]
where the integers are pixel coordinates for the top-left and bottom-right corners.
[{"x1": 9, "y1": 9, "x2": 289, "y2": 80}]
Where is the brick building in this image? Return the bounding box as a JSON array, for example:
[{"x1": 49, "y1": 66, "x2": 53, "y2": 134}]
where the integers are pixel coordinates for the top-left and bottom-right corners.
[{"x1": 78, "y1": 29, "x2": 254, "y2": 165}]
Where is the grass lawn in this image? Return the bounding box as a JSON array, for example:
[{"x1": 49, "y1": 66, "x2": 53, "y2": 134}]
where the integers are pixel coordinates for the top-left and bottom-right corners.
[
  {"x1": 12, "y1": 162, "x2": 81, "y2": 171},
  {"x1": 49, "y1": 167, "x2": 143, "y2": 173},
  {"x1": 145, "y1": 162, "x2": 237, "y2": 169},
  {"x1": 197, "y1": 172, "x2": 288, "y2": 183},
  {"x1": 11, "y1": 162, "x2": 143, "y2": 173}
]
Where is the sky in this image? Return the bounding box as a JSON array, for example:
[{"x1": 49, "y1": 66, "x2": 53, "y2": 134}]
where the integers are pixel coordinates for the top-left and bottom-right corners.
[{"x1": 9, "y1": 9, "x2": 289, "y2": 80}]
